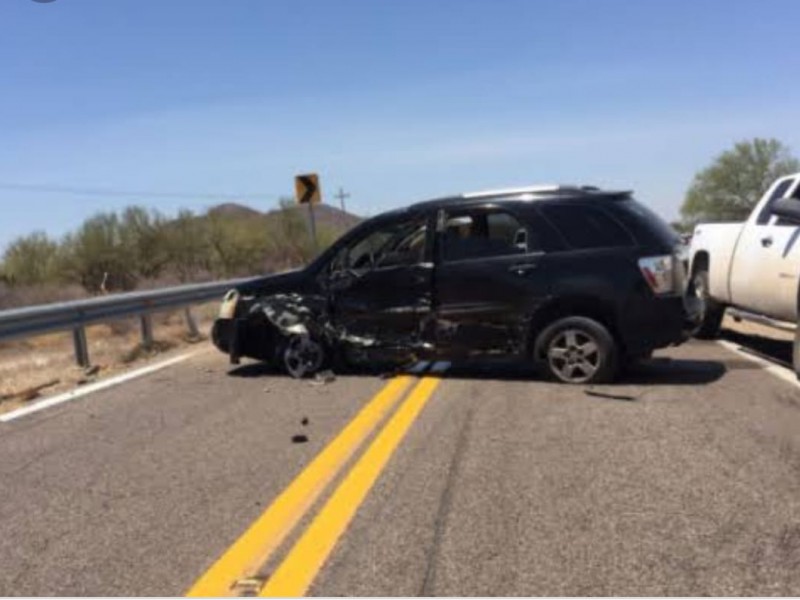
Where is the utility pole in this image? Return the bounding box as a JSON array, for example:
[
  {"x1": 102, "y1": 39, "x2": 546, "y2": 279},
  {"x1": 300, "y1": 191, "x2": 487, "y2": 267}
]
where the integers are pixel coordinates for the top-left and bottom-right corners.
[{"x1": 334, "y1": 187, "x2": 350, "y2": 212}]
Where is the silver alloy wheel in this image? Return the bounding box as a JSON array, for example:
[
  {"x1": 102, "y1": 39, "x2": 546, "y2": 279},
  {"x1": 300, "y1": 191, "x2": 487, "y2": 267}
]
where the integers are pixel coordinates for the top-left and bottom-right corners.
[
  {"x1": 282, "y1": 335, "x2": 324, "y2": 378},
  {"x1": 547, "y1": 328, "x2": 601, "y2": 383}
]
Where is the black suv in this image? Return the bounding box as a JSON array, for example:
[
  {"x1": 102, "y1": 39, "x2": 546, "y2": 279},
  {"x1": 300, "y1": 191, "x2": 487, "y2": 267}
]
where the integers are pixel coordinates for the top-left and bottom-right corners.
[{"x1": 212, "y1": 186, "x2": 694, "y2": 384}]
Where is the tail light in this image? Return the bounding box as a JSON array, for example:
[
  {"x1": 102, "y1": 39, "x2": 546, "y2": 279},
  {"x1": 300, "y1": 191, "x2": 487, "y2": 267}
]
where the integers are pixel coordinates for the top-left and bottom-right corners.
[{"x1": 638, "y1": 255, "x2": 681, "y2": 295}]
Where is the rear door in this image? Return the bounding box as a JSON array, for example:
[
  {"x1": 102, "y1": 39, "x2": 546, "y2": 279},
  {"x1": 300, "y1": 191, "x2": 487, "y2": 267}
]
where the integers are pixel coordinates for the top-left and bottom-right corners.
[{"x1": 433, "y1": 204, "x2": 553, "y2": 355}]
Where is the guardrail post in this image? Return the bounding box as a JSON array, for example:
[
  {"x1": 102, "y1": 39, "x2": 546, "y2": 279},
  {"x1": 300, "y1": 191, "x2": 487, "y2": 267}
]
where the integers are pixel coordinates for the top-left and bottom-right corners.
[
  {"x1": 140, "y1": 315, "x2": 154, "y2": 350},
  {"x1": 184, "y1": 307, "x2": 200, "y2": 338},
  {"x1": 72, "y1": 326, "x2": 90, "y2": 368}
]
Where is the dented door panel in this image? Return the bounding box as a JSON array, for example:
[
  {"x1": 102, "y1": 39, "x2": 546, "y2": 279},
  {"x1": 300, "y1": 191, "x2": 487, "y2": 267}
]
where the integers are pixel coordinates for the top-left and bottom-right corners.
[
  {"x1": 434, "y1": 253, "x2": 551, "y2": 354},
  {"x1": 329, "y1": 263, "x2": 433, "y2": 347}
]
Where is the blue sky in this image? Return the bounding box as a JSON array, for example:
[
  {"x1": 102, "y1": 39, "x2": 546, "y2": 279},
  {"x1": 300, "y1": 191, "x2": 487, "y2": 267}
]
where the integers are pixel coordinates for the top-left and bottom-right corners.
[{"x1": 2, "y1": 0, "x2": 799, "y2": 250}]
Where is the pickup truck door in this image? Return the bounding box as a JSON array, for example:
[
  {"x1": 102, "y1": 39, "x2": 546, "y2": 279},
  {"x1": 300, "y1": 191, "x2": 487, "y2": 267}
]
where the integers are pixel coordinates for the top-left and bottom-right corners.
[
  {"x1": 756, "y1": 179, "x2": 800, "y2": 321},
  {"x1": 729, "y1": 177, "x2": 798, "y2": 318}
]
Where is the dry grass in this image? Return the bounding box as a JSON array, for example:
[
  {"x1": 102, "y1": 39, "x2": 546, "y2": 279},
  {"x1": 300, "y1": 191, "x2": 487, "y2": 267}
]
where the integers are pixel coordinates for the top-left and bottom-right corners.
[{"x1": 0, "y1": 301, "x2": 220, "y2": 414}]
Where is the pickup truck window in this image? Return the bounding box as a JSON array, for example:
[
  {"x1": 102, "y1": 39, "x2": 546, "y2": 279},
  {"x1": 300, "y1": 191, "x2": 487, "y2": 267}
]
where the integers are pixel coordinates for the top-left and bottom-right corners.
[
  {"x1": 756, "y1": 179, "x2": 794, "y2": 225},
  {"x1": 541, "y1": 204, "x2": 635, "y2": 250}
]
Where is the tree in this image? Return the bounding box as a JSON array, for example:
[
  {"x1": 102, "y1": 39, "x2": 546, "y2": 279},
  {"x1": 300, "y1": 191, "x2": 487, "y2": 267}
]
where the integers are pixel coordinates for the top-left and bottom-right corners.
[
  {"x1": 60, "y1": 213, "x2": 137, "y2": 292},
  {"x1": 1, "y1": 232, "x2": 60, "y2": 286},
  {"x1": 163, "y1": 209, "x2": 212, "y2": 282},
  {"x1": 118, "y1": 206, "x2": 170, "y2": 280},
  {"x1": 681, "y1": 138, "x2": 800, "y2": 224}
]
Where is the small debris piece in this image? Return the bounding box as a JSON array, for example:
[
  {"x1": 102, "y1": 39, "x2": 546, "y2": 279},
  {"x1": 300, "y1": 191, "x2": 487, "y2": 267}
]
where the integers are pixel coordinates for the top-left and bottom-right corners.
[
  {"x1": 9, "y1": 379, "x2": 61, "y2": 402},
  {"x1": 291, "y1": 434, "x2": 309, "y2": 444},
  {"x1": 83, "y1": 365, "x2": 100, "y2": 377},
  {"x1": 231, "y1": 576, "x2": 268, "y2": 595},
  {"x1": 309, "y1": 369, "x2": 336, "y2": 386},
  {"x1": 584, "y1": 389, "x2": 636, "y2": 402},
  {"x1": 301, "y1": 417, "x2": 309, "y2": 426}
]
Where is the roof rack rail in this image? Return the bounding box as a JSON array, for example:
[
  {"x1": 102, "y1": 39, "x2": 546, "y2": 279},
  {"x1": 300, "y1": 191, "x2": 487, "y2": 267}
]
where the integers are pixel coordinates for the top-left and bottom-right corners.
[{"x1": 462, "y1": 184, "x2": 600, "y2": 199}]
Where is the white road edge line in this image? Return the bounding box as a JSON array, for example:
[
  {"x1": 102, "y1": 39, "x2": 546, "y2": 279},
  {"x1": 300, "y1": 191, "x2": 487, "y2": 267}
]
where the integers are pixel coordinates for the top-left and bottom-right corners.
[
  {"x1": 0, "y1": 349, "x2": 204, "y2": 423},
  {"x1": 716, "y1": 340, "x2": 800, "y2": 390}
]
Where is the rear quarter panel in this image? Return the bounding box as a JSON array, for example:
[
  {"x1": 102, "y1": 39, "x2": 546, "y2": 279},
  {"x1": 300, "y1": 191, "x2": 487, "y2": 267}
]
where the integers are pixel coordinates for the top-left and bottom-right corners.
[{"x1": 689, "y1": 223, "x2": 743, "y2": 304}]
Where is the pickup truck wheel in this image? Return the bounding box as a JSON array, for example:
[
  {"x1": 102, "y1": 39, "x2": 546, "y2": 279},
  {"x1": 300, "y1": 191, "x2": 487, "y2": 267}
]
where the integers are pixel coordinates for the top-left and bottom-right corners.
[
  {"x1": 793, "y1": 328, "x2": 800, "y2": 380},
  {"x1": 536, "y1": 316, "x2": 618, "y2": 384},
  {"x1": 691, "y1": 269, "x2": 725, "y2": 339}
]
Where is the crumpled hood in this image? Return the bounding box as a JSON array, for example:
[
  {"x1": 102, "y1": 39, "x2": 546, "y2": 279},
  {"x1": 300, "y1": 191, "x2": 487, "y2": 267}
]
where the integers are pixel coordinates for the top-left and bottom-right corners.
[{"x1": 234, "y1": 268, "x2": 309, "y2": 298}]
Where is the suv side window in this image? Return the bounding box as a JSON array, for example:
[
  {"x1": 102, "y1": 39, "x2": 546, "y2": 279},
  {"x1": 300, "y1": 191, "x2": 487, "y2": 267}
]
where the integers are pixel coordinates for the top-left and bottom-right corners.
[
  {"x1": 333, "y1": 215, "x2": 428, "y2": 272},
  {"x1": 757, "y1": 179, "x2": 794, "y2": 225},
  {"x1": 540, "y1": 204, "x2": 635, "y2": 249},
  {"x1": 442, "y1": 209, "x2": 531, "y2": 262}
]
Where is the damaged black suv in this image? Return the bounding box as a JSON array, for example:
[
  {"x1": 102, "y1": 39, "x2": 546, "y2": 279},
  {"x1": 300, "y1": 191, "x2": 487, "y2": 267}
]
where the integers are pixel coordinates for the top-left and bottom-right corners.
[{"x1": 212, "y1": 185, "x2": 694, "y2": 384}]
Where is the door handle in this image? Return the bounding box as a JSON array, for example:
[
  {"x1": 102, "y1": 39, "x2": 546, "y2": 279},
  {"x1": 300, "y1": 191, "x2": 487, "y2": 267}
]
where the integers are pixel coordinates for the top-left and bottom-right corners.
[
  {"x1": 761, "y1": 236, "x2": 773, "y2": 248},
  {"x1": 509, "y1": 263, "x2": 538, "y2": 275}
]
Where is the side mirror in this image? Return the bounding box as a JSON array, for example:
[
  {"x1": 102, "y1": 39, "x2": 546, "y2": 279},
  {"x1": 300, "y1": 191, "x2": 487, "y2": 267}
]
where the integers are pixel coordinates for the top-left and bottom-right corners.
[{"x1": 771, "y1": 197, "x2": 800, "y2": 223}]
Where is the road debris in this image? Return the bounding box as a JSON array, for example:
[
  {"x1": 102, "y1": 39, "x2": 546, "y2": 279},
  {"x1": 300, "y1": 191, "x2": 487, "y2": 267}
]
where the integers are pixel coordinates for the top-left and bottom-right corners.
[
  {"x1": 301, "y1": 416, "x2": 309, "y2": 426},
  {"x1": 291, "y1": 434, "x2": 309, "y2": 444},
  {"x1": 584, "y1": 389, "x2": 637, "y2": 401},
  {"x1": 0, "y1": 379, "x2": 60, "y2": 403},
  {"x1": 309, "y1": 369, "x2": 336, "y2": 386},
  {"x1": 231, "y1": 575, "x2": 268, "y2": 595}
]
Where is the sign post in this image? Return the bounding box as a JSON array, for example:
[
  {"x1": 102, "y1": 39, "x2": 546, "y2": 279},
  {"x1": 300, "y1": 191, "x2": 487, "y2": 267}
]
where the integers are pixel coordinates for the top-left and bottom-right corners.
[{"x1": 294, "y1": 173, "x2": 322, "y2": 252}]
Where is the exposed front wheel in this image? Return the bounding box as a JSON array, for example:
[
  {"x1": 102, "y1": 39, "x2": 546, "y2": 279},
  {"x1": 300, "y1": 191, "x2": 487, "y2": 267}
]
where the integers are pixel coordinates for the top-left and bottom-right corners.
[
  {"x1": 280, "y1": 335, "x2": 326, "y2": 378},
  {"x1": 536, "y1": 316, "x2": 618, "y2": 384},
  {"x1": 691, "y1": 269, "x2": 724, "y2": 339}
]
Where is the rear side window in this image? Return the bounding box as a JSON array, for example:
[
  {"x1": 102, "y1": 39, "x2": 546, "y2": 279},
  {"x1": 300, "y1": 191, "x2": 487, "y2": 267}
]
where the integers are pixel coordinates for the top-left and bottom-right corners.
[
  {"x1": 442, "y1": 209, "x2": 529, "y2": 261},
  {"x1": 757, "y1": 179, "x2": 794, "y2": 225},
  {"x1": 540, "y1": 204, "x2": 635, "y2": 250},
  {"x1": 611, "y1": 198, "x2": 679, "y2": 248}
]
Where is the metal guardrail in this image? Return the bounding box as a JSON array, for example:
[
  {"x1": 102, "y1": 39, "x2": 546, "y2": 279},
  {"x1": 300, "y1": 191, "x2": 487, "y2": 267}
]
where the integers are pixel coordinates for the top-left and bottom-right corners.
[{"x1": 0, "y1": 277, "x2": 257, "y2": 367}]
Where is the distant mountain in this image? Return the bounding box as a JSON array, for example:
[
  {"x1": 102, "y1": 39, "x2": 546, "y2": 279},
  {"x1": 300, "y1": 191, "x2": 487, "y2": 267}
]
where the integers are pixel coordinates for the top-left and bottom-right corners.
[
  {"x1": 270, "y1": 203, "x2": 362, "y2": 230},
  {"x1": 207, "y1": 201, "x2": 362, "y2": 231},
  {"x1": 207, "y1": 202, "x2": 263, "y2": 219}
]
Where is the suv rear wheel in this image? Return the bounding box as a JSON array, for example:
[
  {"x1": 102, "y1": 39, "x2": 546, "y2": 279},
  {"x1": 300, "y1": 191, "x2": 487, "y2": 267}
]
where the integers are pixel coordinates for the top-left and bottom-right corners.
[{"x1": 535, "y1": 316, "x2": 618, "y2": 384}]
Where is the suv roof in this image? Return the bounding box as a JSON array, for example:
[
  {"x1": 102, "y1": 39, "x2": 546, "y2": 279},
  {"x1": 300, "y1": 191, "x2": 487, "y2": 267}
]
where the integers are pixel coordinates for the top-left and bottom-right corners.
[{"x1": 405, "y1": 184, "x2": 632, "y2": 212}]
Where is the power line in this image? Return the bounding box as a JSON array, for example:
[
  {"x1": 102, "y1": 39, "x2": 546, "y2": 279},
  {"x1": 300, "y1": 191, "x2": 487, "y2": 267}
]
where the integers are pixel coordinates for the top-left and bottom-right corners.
[{"x1": 0, "y1": 182, "x2": 281, "y2": 201}]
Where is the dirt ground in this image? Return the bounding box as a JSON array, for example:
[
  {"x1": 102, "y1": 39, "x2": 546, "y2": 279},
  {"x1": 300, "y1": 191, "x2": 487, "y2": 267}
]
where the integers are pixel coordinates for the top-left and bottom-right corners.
[{"x1": 0, "y1": 302, "x2": 219, "y2": 414}]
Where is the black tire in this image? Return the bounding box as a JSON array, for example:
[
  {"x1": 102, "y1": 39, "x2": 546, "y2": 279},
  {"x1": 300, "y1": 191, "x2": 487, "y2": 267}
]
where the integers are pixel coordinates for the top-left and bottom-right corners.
[
  {"x1": 535, "y1": 316, "x2": 619, "y2": 384},
  {"x1": 793, "y1": 327, "x2": 800, "y2": 381},
  {"x1": 278, "y1": 334, "x2": 327, "y2": 378},
  {"x1": 691, "y1": 268, "x2": 724, "y2": 339}
]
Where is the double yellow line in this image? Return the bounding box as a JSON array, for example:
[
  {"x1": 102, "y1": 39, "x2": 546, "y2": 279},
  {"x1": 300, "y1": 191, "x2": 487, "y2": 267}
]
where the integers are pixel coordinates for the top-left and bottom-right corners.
[{"x1": 186, "y1": 370, "x2": 442, "y2": 598}]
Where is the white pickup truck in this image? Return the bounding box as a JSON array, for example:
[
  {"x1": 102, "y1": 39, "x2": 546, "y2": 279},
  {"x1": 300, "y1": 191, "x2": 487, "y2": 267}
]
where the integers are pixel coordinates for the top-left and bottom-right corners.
[{"x1": 688, "y1": 172, "x2": 800, "y2": 372}]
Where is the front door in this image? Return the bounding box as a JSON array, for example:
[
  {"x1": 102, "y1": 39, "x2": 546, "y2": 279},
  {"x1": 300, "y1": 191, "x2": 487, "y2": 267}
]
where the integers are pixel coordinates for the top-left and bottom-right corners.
[
  {"x1": 434, "y1": 205, "x2": 551, "y2": 355},
  {"x1": 729, "y1": 177, "x2": 797, "y2": 315},
  {"x1": 754, "y1": 179, "x2": 800, "y2": 321},
  {"x1": 327, "y1": 212, "x2": 434, "y2": 353}
]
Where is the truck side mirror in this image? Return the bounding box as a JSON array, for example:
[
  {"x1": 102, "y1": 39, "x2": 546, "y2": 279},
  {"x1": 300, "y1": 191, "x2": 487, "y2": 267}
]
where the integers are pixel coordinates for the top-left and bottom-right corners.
[{"x1": 771, "y1": 197, "x2": 800, "y2": 223}]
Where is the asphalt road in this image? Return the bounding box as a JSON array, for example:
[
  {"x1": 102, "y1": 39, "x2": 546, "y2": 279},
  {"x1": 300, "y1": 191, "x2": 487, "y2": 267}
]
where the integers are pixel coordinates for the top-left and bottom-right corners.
[{"x1": 1, "y1": 331, "x2": 800, "y2": 596}]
